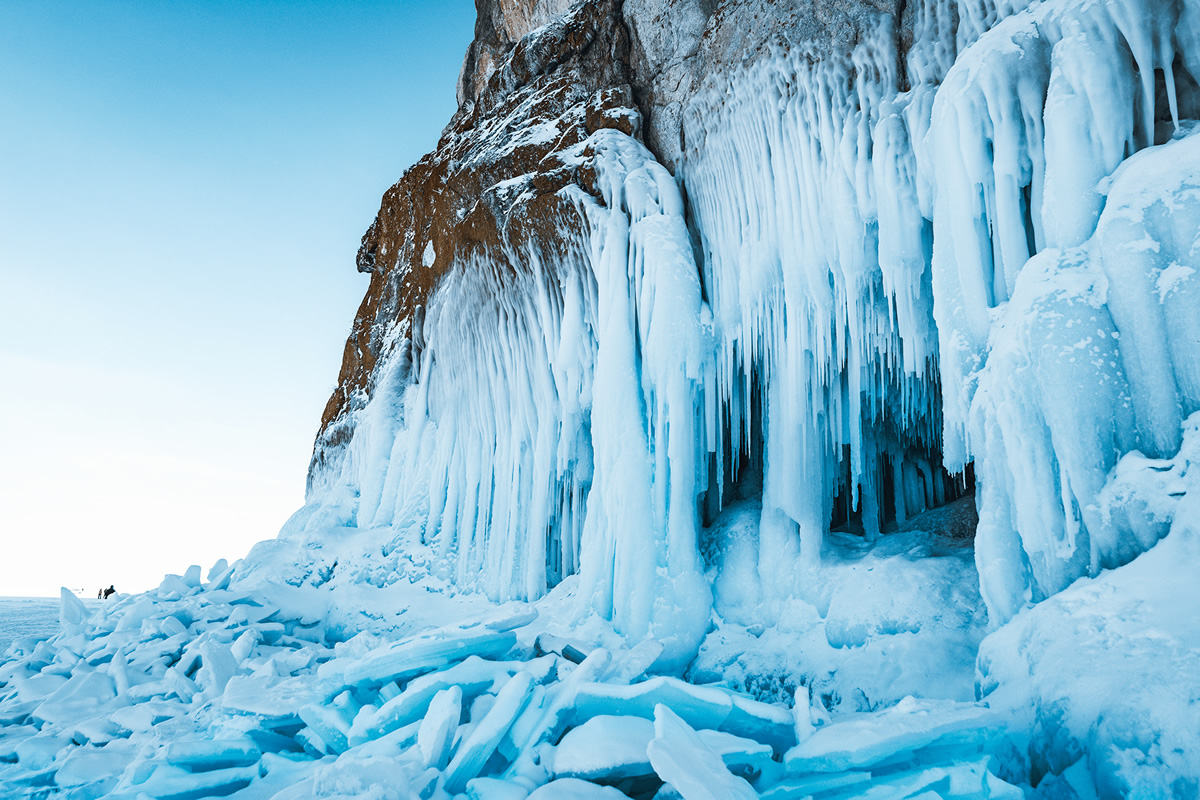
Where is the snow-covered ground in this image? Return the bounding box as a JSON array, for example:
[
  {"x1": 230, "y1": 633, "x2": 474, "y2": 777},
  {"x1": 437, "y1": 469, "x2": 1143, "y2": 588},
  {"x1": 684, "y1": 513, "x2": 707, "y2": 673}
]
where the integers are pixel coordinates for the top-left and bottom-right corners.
[{"x1": 0, "y1": 597, "x2": 87, "y2": 656}]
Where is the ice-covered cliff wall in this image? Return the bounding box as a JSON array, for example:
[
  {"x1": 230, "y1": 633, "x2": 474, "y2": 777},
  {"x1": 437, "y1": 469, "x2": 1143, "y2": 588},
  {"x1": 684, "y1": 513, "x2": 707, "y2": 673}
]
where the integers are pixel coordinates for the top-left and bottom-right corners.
[
  {"x1": 289, "y1": 0, "x2": 1200, "y2": 648},
  {"x1": 678, "y1": 0, "x2": 1200, "y2": 624}
]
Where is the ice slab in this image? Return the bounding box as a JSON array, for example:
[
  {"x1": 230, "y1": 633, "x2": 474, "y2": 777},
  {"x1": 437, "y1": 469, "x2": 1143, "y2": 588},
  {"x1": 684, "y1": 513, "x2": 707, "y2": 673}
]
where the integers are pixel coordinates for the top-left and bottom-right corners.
[
  {"x1": 340, "y1": 628, "x2": 517, "y2": 687},
  {"x1": 222, "y1": 674, "x2": 322, "y2": 726},
  {"x1": 696, "y1": 728, "x2": 774, "y2": 780},
  {"x1": 724, "y1": 692, "x2": 795, "y2": 753},
  {"x1": 54, "y1": 742, "x2": 137, "y2": 791},
  {"x1": 31, "y1": 671, "x2": 117, "y2": 726},
  {"x1": 109, "y1": 700, "x2": 184, "y2": 734},
  {"x1": 646, "y1": 704, "x2": 757, "y2": 800},
  {"x1": 501, "y1": 649, "x2": 613, "y2": 781},
  {"x1": 444, "y1": 671, "x2": 535, "y2": 793},
  {"x1": 758, "y1": 771, "x2": 871, "y2": 798},
  {"x1": 466, "y1": 776, "x2": 533, "y2": 799},
  {"x1": 604, "y1": 639, "x2": 665, "y2": 684},
  {"x1": 60, "y1": 588, "x2": 89, "y2": 636},
  {"x1": 349, "y1": 655, "x2": 508, "y2": 744},
  {"x1": 70, "y1": 715, "x2": 125, "y2": 746},
  {"x1": 166, "y1": 739, "x2": 261, "y2": 772},
  {"x1": 194, "y1": 640, "x2": 239, "y2": 697},
  {"x1": 783, "y1": 697, "x2": 1000, "y2": 774},
  {"x1": 127, "y1": 763, "x2": 257, "y2": 799},
  {"x1": 573, "y1": 676, "x2": 793, "y2": 751},
  {"x1": 15, "y1": 735, "x2": 69, "y2": 770},
  {"x1": 417, "y1": 685, "x2": 462, "y2": 770},
  {"x1": 13, "y1": 673, "x2": 68, "y2": 705},
  {"x1": 822, "y1": 761, "x2": 1019, "y2": 800},
  {"x1": 0, "y1": 725, "x2": 36, "y2": 763},
  {"x1": 535, "y1": 633, "x2": 590, "y2": 665},
  {"x1": 478, "y1": 607, "x2": 539, "y2": 633},
  {"x1": 573, "y1": 678, "x2": 732, "y2": 730},
  {"x1": 297, "y1": 698, "x2": 355, "y2": 754},
  {"x1": 245, "y1": 728, "x2": 304, "y2": 755}
]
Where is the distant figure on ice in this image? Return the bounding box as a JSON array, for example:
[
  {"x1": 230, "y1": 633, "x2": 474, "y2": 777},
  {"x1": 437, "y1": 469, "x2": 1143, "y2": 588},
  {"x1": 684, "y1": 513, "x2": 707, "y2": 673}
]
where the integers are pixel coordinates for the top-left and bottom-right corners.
[
  {"x1": 97, "y1": 588, "x2": 103, "y2": 599},
  {"x1": 102, "y1": 585, "x2": 115, "y2": 600}
]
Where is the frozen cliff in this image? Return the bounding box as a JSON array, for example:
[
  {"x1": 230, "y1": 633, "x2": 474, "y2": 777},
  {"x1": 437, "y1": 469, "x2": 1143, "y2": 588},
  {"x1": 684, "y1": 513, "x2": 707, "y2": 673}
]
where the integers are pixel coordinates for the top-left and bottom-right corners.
[
  {"x1": 3, "y1": 0, "x2": 1200, "y2": 797},
  {"x1": 299, "y1": 0, "x2": 1199, "y2": 669}
]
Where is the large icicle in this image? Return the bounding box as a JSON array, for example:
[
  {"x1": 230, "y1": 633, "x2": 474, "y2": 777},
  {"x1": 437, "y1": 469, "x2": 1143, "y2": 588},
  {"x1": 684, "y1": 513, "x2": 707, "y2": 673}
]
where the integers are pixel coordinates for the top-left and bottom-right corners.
[{"x1": 569, "y1": 130, "x2": 713, "y2": 669}]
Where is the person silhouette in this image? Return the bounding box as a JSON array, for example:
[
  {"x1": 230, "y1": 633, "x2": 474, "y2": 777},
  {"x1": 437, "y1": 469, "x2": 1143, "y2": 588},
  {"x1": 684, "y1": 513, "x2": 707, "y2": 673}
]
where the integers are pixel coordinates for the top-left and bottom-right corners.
[
  {"x1": 97, "y1": 588, "x2": 103, "y2": 599},
  {"x1": 102, "y1": 585, "x2": 115, "y2": 600}
]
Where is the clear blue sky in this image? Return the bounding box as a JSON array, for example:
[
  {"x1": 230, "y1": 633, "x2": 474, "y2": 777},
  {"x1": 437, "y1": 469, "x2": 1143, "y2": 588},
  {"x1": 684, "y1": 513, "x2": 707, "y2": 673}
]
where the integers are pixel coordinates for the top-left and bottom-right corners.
[{"x1": 0, "y1": 0, "x2": 477, "y2": 596}]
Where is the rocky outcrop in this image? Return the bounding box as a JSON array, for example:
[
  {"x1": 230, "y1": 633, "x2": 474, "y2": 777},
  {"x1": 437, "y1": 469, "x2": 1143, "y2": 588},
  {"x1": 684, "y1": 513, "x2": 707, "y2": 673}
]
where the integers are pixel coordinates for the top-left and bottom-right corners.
[{"x1": 621, "y1": 0, "x2": 908, "y2": 167}]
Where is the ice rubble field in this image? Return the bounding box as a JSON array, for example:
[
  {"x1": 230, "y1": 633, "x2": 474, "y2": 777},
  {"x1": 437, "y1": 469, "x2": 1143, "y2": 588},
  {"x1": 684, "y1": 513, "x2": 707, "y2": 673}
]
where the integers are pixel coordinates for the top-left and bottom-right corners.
[{"x1": 0, "y1": 539, "x2": 1026, "y2": 800}]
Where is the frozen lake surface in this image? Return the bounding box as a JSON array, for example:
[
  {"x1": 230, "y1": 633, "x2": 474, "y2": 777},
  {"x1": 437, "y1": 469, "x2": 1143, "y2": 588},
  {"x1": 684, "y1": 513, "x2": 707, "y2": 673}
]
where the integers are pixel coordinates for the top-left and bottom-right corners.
[{"x1": 0, "y1": 597, "x2": 81, "y2": 656}]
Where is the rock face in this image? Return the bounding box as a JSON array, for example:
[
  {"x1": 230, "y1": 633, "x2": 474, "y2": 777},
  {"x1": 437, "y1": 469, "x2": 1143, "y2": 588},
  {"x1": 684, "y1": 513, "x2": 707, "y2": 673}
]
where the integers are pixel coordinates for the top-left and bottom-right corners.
[{"x1": 622, "y1": 0, "x2": 908, "y2": 167}]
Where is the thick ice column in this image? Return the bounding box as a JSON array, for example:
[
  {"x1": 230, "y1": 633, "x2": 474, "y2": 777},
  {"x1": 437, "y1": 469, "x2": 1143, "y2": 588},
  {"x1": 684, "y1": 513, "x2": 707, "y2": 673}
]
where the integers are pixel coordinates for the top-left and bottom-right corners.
[
  {"x1": 572, "y1": 130, "x2": 713, "y2": 667},
  {"x1": 1097, "y1": 140, "x2": 1200, "y2": 458},
  {"x1": 576, "y1": 182, "x2": 659, "y2": 639},
  {"x1": 1041, "y1": 29, "x2": 1134, "y2": 248}
]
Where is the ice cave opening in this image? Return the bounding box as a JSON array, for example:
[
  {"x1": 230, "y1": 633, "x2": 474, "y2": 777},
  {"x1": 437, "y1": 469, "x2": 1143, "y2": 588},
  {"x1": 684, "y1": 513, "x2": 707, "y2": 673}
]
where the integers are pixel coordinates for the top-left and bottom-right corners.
[{"x1": 697, "y1": 360, "x2": 977, "y2": 542}]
